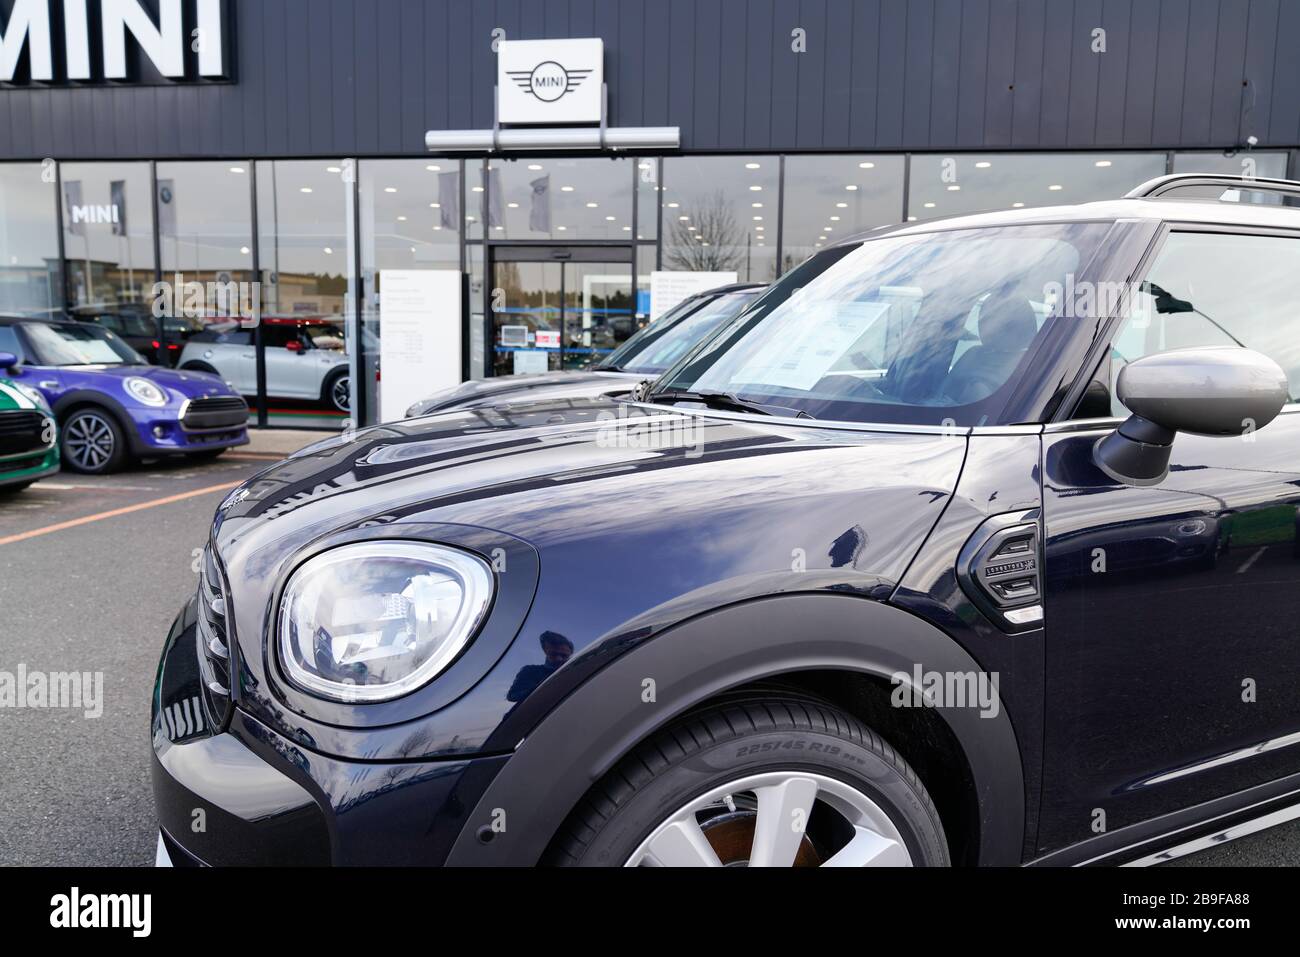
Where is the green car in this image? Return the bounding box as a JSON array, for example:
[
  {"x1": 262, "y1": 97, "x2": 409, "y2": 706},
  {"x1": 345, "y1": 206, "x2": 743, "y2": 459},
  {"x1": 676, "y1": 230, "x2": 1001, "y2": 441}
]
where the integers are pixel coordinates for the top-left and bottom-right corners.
[{"x1": 0, "y1": 374, "x2": 59, "y2": 494}]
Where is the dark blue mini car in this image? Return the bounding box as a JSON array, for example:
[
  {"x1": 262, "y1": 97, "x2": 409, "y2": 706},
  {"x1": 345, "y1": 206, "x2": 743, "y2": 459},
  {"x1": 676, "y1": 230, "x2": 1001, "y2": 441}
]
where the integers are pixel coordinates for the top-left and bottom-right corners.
[{"x1": 0, "y1": 316, "x2": 249, "y2": 474}]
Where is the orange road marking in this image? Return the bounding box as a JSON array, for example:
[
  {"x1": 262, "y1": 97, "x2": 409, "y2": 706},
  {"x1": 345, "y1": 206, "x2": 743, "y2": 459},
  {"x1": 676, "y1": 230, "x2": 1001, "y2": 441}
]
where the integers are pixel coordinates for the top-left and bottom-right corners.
[{"x1": 0, "y1": 481, "x2": 239, "y2": 547}]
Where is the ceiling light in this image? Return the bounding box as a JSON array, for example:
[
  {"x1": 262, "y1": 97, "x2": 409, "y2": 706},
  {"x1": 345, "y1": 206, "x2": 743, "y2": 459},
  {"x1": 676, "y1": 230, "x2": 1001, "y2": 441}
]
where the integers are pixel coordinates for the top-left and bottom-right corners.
[
  {"x1": 623, "y1": 226, "x2": 631, "y2": 231},
  {"x1": 1094, "y1": 160, "x2": 1112, "y2": 167},
  {"x1": 1012, "y1": 202, "x2": 1025, "y2": 207},
  {"x1": 1048, "y1": 184, "x2": 1063, "y2": 190},
  {"x1": 396, "y1": 215, "x2": 407, "y2": 221},
  {"x1": 745, "y1": 162, "x2": 761, "y2": 169},
  {"x1": 561, "y1": 185, "x2": 575, "y2": 192},
  {"x1": 845, "y1": 185, "x2": 858, "y2": 191},
  {"x1": 430, "y1": 202, "x2": 440, "y2": 208},
  {"x1": 667, "y1": 202, "x2": 680, "y2": 208},
  {"x1": 425, "y1": 164, "x2": 442, "y2": 172},
  {"x1": 907, "y1": 216, "x2": 917, "y2": 221},
  {"x1": 507, "y1": 202, "x2": 519, "y2": 208},
  {"x1": 679, "y1": 215, "x2": 689, "y2": 221},
  {"x1": 384, "y1": 187, "x2": 397, "y2": 193},
  {"x1": 326, "y1": 166, "x2": 341, "y2": 173},
  {"x1": 239, "y1": 246, "x2": 250, "y2": 254},
  {"x1": 836, "y1": 202, "x2": 847, "y2": 208},
  {"x1": 749, "y1": 185, "x2": 762, "y2": 191},
  {"x1": 557, "y1": 225, "x2": 567, "y2": 231},
  {"x1": 975, "y1": 161, "x2": 991, "y2": 168},
  {"x1": 924, "y1": 202, "x2": 936, "y2": 208},
  {"x1": 859, "y1": 161, "x2": 875, "y2": 169},
  {"x1": 527, "y1": 164, "x2": 543, "y2": 171},
  {"x1": 829, "y1": 215, "x2": 840, "y2": 221},
  {"x1": 586, "y1": 202, "x2": 598, "y2": 208},
  {"x1": 605, "y1": 215, "x2": 615, "y2": 221},
  {"x1": 752, "y1": 215, "x2": 762, "y2": 221},
  {"x1": 471, "y1": 186, "x2": 483, "y2": 192},
  {"x1": 752, "y1": 202, "x2": 763, "y2": 208},
  {"x1": 300, "y1": 187, "x2": 313, "y2": 193},
  {"x1": 947, "y1": 185, "x2": 960, "y2": 191},
  {"x1": 323, "y1": 247, "x2": 333, "y2": 254},
  {"x1": 229, "y1": 166, "x2": 245, "y2": 174}
]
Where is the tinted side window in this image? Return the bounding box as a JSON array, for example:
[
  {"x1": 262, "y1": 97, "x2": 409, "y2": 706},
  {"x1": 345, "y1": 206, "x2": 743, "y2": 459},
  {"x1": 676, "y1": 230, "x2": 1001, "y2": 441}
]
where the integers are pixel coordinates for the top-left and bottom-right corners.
[{"x1": 1109, "y1": 231, "x2": 1300, "y2": 415}]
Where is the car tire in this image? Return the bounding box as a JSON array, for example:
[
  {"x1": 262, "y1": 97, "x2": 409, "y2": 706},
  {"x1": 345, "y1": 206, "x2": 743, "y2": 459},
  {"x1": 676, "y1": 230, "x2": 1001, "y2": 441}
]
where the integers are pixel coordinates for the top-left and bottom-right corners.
[
  {"x1": 61, "y1": 408, "x2": 128, "y2": 474},
  {"x1": 549, "y1": 695, "x2": 949, "y2": 868},
  {"x1": 0, "y1": 481, "x2": 33, "y2": 495},
  {"x1": 322, "y1": 369, "x2": 350, "y2": 413}
]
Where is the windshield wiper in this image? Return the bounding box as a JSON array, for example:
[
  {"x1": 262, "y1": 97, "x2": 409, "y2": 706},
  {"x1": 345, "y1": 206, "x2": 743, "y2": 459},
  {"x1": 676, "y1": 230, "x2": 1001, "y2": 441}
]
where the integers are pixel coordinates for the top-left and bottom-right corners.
[{"x1": 648, "y1": 389, "x2": 814, "y2": 419}]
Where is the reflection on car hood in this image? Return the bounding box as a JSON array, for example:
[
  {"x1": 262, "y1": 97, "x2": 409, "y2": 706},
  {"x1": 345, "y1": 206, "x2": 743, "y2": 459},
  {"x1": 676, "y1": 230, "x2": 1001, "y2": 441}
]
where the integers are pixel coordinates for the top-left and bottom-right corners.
[
  {"x1": 215, "y1": 395, "x2": 965, "y2": 600},
  {"x1": 410, "y1": 370, "x2": 643, "y2": 415}
]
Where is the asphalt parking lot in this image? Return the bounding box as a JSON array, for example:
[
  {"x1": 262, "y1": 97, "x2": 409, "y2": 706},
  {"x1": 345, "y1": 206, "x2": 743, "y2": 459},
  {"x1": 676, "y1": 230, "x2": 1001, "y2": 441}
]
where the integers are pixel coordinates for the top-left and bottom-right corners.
[{"x1": 0, "y1": 427, "x2": 1296, "y2": 867}]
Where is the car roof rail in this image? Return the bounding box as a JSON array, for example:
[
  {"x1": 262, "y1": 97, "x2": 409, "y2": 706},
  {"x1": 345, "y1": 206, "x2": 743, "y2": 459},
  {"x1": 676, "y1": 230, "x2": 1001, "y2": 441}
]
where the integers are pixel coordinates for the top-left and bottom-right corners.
[{"x1": 1125, "y1": 173, "x2": 1300, "y2": 203}]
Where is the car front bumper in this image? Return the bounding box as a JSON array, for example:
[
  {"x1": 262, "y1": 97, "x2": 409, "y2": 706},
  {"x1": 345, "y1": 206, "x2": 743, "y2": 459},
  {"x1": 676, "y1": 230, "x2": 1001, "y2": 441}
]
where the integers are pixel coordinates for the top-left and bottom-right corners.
[
  {"x1": 0, "y1": 445, "x2": 59, "y2": 488},
  {"x1": 151, "y1": 598, "x2": 510, "y2": 866}
]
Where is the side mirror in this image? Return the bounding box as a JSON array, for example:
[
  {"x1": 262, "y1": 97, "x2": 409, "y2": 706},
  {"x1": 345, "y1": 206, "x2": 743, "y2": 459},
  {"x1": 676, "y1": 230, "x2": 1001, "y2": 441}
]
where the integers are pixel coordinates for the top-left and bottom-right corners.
[
  {"x1": 285, "y1": 340, "x2": 303, "y2": 353},
  {"x1": 1095, "y1": 347, "x2": 1289, "y2": 486},
  {"x1": 0, "y1": 351, "x2": 18, "y2": 372}
]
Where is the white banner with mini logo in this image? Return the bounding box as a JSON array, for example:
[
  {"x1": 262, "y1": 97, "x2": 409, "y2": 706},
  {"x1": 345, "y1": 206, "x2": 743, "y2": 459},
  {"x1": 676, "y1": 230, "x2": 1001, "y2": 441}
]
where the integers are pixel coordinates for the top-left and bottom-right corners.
[{"x1": 498, "y1": 38, "x2": 603, "y2": 124}]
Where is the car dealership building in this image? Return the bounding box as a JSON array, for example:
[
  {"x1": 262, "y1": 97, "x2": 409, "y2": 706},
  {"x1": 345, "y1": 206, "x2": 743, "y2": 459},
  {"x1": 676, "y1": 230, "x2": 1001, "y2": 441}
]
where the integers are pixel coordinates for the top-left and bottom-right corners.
[{"x1": 1, "y1": 0, "x2": 1297, "y2": 429}]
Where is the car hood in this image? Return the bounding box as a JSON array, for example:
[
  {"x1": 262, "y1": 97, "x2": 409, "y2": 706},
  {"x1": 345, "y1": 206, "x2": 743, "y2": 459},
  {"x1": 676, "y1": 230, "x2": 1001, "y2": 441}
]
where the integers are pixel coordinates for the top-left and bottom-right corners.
[
  {"x1": 0, "y1": 378, "x2": 34, "y2": 411},
  {"x1": 413, "y1": 370, "x2": 644, "y2": 415},
  {"x1": 49, "y1": 363, "x2": 235, "y2": 397}
]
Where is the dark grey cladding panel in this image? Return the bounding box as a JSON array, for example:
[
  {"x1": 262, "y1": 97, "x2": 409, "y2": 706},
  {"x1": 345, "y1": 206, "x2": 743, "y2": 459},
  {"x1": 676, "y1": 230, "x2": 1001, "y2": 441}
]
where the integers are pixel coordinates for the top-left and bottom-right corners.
[{"x1": 0, "y1": 0, "x2": 1296, "y2": 160}]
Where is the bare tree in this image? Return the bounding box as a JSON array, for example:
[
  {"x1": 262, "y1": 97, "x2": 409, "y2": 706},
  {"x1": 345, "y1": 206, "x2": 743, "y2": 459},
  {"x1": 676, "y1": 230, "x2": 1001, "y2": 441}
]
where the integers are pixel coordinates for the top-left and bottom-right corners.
[{"x1": 663, "y1": 191, "x2": 747, "y2": 273}]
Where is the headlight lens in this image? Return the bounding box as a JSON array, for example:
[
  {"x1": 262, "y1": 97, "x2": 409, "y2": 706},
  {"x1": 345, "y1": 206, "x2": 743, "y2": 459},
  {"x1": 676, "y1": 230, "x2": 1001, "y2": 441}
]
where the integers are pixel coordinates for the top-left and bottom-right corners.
[
  {"x1": 11, "y1": 383, "x2": 50, "y2": 412},
  {"x1": 124, "y1": 376, "x2": 168, "y2": 407},
  {"x1": 278, "y1": 542, "x2": 494, "y2": 702}
]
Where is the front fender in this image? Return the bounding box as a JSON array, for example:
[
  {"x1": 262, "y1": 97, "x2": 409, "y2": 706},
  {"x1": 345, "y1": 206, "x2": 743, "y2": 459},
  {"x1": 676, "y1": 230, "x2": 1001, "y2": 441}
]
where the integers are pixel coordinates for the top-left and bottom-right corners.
[{"x1": 446, "y1": 592, "x2": 1025, "y2": 866}]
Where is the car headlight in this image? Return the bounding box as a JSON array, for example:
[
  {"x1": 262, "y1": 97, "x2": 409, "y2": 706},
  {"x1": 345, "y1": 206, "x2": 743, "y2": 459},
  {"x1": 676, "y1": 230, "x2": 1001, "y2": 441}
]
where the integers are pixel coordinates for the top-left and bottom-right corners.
[
  {"x1": 124, "y1": 376, "x2": 168, "y2": 407},
  {"x1": 11, "y1": 383, "x2": 50, "y2": 412},
  {"x1": 278, "y1": 542, "x2": 494, "y2": 702}
]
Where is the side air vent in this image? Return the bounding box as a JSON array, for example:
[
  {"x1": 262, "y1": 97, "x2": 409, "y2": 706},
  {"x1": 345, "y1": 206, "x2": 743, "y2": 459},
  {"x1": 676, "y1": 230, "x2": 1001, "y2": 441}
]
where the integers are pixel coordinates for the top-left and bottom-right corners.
[{"x1": 957, "y1": 509, "x2": 1044, "y2": 633}]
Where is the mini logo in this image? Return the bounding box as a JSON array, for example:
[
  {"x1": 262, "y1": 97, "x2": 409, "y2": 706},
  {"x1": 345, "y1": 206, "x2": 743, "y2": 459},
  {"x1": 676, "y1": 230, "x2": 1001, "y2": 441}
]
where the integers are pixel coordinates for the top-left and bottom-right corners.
[{"x1": 507, "y1": 61, "x2": 592, "y2": 102}]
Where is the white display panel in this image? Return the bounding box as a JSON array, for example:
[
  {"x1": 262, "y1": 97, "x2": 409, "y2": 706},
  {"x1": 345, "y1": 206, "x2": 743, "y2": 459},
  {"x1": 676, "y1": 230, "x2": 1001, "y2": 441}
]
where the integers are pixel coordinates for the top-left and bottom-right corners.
[{"x1": 378, "y1": 270, "x2": 462, "y2": 421}]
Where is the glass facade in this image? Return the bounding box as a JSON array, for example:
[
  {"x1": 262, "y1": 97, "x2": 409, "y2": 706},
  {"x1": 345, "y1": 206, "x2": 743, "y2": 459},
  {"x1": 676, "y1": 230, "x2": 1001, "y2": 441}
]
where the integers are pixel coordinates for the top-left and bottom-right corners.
[
  {"x1": 908, "y1": 152, "x2": 1169, "y2": 220},
  {"x1": 0, "y1": 163, "x2": 61, "y2": 316},
  {"x1": 0, "y1": 148, "x2": 1293, "y2": 429},
  {"x1": 662, "y1": 155, "x2": 779, "y2": 283},
  {"x1": 781, "y1": 155, "x2": 905, "y2": 272}
]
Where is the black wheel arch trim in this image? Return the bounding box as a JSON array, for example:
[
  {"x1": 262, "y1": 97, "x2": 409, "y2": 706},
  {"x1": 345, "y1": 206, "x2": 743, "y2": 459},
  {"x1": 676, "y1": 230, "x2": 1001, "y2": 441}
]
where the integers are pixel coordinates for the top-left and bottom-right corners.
[
  {"x1": 446, "y1": 592, "x2": 1025, "y2": 866},
  {"x1": 53, "y1": 391, "x2": 144, "y2": 455}
]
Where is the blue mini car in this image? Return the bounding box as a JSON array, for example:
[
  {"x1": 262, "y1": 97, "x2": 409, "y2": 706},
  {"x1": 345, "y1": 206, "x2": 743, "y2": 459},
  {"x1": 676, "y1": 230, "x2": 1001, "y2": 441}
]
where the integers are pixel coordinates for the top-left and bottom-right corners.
[{"x1": 0, "y1": 316, "x2": 249, "y2": 474}]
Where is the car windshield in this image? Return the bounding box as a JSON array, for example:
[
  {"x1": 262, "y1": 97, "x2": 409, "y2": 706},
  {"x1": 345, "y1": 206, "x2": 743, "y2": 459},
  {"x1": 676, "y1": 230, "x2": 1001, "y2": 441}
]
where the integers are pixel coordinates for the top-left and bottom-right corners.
[
  {"x1": 23, "y1": 321, "x2": 145, "y2": 367},
  {"x1": 303, "y1": 324, "x2": 346, "y2": 351},
  {"x1": 602, "y1": 290, "x2": 761, "y2": 375},
  {"x1": 652, "y1": 223, "x2": 1113, "y2": 426}
]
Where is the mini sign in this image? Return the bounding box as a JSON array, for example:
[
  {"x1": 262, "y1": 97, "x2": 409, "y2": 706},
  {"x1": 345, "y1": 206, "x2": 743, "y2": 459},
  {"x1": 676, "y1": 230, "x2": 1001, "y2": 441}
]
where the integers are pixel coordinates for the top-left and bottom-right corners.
[
  {"x1": 498, "y1": 38, "x2": 603, "y2": 125},
  {"x1": 0, "y1": 0, "x2": 229, "y2": 85}
]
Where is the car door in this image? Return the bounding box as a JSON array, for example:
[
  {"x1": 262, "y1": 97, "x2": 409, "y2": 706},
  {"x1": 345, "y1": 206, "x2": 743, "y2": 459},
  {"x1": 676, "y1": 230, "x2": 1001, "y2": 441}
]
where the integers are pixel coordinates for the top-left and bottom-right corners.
[
  {"x1": 1037, "y1": 226, "x2": 1300, "y2": 853},
  {"x1": 261, "y1": 324, "x2": 315, "y2": 399}
]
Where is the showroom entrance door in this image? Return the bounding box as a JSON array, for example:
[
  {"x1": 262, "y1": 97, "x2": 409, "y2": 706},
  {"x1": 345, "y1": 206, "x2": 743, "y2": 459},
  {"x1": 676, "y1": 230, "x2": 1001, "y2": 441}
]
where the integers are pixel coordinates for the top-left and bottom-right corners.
[{"x1": 488, "y1": 245, "x2": 635, "y2": 377}]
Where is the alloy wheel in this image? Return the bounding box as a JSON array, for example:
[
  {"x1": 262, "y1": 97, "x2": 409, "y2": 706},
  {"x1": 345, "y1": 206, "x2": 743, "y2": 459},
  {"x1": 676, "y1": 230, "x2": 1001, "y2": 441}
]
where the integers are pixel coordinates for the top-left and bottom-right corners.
[
  {"x1": 331, "y1": 375, "x2": 351, "y2": 412},
  {"x1": 625, "y1": 771, "x2": 913, "y2": 867},
  {"x1": 64, "y1": 413, "x2": 117, "y2": 471}
]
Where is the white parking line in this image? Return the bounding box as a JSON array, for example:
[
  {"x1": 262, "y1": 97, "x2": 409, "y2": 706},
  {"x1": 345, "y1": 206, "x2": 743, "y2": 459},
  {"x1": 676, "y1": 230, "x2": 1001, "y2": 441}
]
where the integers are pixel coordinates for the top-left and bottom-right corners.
[{"x1": 1236, "y1": 546, "x2": 1268, "y2": 574}]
